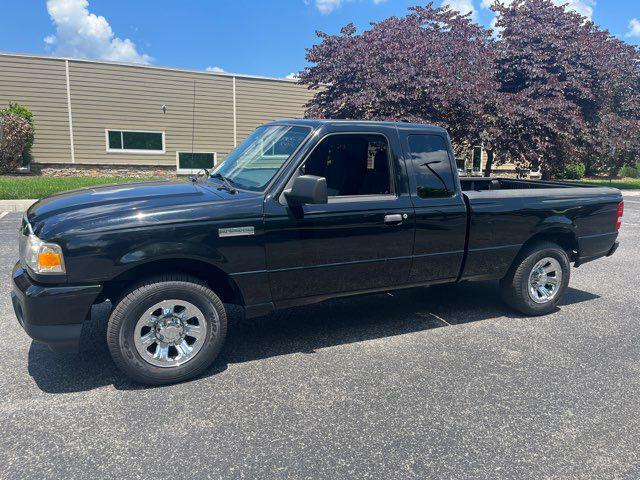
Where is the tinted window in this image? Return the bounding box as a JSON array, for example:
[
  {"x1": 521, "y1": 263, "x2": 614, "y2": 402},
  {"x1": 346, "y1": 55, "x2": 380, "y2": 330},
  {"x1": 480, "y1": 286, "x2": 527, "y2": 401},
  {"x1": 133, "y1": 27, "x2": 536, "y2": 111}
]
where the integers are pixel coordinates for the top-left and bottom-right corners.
[
  {"x1": 472, "y1": 146, "x2": 482, "y2": 173},
  {"x1": 407, "y1": 135, "x2": 455, "y2": 198},
  {"x1": 178, "y1": 152, "x2": 215, "y2": 171},
  {"x1": 303, "y1": 134, "x2": 391, "y2": 197},
  {"x1": 108, "y1": 130, "x2": 122, "y2": 149},
  {"x1": 107, "y1": 130, "x2": 164, "y2": 151},
  {"x1": 123, "y1": 131, "x2": 163, "y2": 150}
]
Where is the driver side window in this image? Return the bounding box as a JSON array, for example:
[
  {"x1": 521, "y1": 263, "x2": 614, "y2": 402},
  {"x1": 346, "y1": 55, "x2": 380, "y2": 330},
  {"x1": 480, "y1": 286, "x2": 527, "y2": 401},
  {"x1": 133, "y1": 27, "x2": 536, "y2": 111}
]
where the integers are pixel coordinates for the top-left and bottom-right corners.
[{"x1": 302, "y1": 134, "x2": 392, "y2": 197}]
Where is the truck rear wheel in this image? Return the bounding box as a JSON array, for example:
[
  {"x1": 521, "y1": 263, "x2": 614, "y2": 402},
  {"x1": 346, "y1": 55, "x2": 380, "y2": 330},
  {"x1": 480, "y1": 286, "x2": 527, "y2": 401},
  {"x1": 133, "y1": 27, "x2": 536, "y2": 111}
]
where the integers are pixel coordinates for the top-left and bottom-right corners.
[
  {"x1": 500, "y1": 242, "x2": 570, "y2": 316},
  {"x1": 106, "y1": 274, "x2": 227, "y2": 385}
]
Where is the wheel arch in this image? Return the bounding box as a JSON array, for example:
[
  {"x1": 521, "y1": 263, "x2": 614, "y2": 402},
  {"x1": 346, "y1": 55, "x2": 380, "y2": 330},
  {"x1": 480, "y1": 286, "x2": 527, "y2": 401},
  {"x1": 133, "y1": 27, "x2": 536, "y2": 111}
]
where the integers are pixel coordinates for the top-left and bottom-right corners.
[
  {"x1": 99, "y1": 258, "x2": 245, "y2": 306},
  {"x1": 514, "y1": 227, "x2": 579, "y2": 267}
]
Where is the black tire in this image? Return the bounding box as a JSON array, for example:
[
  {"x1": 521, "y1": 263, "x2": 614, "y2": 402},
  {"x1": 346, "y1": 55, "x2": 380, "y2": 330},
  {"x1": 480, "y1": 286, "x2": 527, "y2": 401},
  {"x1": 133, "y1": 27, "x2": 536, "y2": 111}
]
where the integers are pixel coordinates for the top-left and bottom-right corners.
[
  {"x1": 499, "y1": 242, "x2": 571, "y2": 316},
  {"x1": 106, "y1": 274, "x2": 227, "y2": 385}
]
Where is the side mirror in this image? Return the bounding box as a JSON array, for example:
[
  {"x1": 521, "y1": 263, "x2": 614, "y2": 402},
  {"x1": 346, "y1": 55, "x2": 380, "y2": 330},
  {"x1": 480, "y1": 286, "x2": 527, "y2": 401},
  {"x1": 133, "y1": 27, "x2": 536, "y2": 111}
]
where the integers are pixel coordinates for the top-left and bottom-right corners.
[{"x1": 284, "y1": 175, "x2": 328, "y2": 205}]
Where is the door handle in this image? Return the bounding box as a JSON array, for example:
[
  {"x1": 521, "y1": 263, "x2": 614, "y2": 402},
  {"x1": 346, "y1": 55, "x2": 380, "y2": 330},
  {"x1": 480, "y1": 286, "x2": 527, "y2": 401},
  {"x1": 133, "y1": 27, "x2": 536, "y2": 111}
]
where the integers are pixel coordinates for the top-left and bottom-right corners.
[{"x1": 384, "y1": 214, "x2": 404, "y2": 224}]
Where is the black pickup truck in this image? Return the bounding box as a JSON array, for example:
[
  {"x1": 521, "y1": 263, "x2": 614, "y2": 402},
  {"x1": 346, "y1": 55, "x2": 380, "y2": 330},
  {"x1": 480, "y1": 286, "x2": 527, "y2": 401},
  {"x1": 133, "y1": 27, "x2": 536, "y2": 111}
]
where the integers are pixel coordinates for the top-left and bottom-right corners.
[{"x1": 12, "y1": 120, "x2": 624, "y2": 384}]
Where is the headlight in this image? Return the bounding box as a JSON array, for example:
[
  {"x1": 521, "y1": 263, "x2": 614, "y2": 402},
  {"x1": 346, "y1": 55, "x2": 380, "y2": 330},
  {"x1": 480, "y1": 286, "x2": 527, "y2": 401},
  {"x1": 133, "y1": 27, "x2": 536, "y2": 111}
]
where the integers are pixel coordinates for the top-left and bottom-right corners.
[{"x1": 24, "y1": 234, "x2": 66, "y2": 274}]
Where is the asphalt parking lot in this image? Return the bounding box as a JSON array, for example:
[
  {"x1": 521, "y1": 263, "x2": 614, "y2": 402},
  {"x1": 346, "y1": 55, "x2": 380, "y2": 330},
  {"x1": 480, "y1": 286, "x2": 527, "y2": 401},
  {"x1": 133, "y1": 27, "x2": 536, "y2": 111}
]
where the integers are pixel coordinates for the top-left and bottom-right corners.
[{"x1": 1, "y1": 198, "x2": 639, "y2": 479}]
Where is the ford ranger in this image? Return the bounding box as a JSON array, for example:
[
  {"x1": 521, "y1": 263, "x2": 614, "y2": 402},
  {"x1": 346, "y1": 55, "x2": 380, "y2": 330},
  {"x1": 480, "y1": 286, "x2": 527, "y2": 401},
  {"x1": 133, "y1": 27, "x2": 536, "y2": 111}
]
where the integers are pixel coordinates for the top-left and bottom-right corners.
[{"x1": 12, "y1": 120, "x2": 624, "y2": 384}]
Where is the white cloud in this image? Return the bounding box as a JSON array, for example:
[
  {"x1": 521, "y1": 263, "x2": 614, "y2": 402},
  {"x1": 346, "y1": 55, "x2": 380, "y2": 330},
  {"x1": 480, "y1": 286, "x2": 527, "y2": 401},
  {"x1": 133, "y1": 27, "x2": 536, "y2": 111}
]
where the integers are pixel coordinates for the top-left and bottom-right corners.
[
  {"x1": 285, "y1": 72, "x2": 299, "y2": 80},
  {"x1": 206, "y1": 66, "x2": 225, "y2": 73},
  {"x1": 627, "y1": 18, "x2": 640, "y2": 38},
  {"x1": 311, "y1": 0, "x2": 386, "y2": 15},
  {"x1": 44, "y1": 0, "x2": 151, "y2": 64},
  {"x1": 481, "y1": 0, "x2": 501, "y2": 8},
  {"x1": 315, "y1": 0, "x2": 343, "y2": 14},
  {"x1": 441, "y1": 0, "x2": 477, "y2": 20},
  {"x1": 480, "y1": 0, "x2": 512, "y2": 8},
  {"x1": 562, "y1": 0, "x2": 595, "y2": 19}
]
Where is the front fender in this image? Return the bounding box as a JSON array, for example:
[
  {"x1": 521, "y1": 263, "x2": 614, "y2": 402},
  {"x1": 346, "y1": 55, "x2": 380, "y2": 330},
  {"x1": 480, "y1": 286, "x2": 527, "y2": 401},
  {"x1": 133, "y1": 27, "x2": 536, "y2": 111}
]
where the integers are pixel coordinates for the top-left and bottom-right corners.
[{"x1": 63, "y1": 219, "x2": 266, "y2": 285}]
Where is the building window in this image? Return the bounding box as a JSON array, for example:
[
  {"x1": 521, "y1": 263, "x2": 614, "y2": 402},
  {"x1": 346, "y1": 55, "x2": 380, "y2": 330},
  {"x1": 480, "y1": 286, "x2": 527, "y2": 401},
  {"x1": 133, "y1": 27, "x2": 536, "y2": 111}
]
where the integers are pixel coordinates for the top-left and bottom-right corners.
[
  {"x1": 472, "y1": 146, "x2": 483, "y2": 174},
  {"x1": 106, "y1": 130, "x2": 165, "y2": 154},
  {"x1": 176, "y1": 151, "x2": 217, "y2": 174}
]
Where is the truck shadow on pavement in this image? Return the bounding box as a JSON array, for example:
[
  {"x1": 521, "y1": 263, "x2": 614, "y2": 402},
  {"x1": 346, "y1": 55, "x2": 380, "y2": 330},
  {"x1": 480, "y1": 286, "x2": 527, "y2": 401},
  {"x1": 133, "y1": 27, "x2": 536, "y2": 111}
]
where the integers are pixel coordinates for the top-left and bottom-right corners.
[{"x1": 27, "y1": 281, "x2": 599, "y2": 394}]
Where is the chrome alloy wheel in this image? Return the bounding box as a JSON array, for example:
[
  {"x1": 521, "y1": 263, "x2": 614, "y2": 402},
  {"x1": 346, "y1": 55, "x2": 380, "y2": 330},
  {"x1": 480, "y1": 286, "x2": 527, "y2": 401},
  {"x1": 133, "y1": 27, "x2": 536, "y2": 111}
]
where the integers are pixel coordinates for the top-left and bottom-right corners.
[
  {"x1": 528, "y1": 257, "x2": 563, "y2": 304},
  {"x1": 133, "y1": 300, "x2": 210, "y2": 368}
]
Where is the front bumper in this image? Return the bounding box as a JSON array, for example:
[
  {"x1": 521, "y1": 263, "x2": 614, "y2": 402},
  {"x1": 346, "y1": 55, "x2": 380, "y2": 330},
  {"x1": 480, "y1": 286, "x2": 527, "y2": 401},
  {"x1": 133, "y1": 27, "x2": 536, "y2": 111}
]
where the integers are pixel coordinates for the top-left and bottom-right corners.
[{"x1": 11, "y1": 263, "x2": 102, "y2": 353}]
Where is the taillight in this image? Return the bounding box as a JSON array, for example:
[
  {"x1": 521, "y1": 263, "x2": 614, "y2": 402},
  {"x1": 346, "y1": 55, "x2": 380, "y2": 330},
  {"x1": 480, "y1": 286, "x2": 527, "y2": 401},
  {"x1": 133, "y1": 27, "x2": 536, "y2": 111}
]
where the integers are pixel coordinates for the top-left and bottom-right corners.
[{"x1": 615, "y1": 201, "x2": 624, "y2": 230}]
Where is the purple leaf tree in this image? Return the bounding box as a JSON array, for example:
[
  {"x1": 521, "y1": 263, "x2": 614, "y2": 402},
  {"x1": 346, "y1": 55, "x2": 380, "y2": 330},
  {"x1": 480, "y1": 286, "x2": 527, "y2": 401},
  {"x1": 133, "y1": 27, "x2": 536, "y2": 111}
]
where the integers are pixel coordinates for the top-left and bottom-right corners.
[
  {"x1": 299, "y1": 0, "x2": 640, "y2": 179},
  {"x1": 299, "y1": 2, "x2": 501, "y2": 168},
  {"x1": 492, "y1": 0, "x2": 640, "y2": 177}
]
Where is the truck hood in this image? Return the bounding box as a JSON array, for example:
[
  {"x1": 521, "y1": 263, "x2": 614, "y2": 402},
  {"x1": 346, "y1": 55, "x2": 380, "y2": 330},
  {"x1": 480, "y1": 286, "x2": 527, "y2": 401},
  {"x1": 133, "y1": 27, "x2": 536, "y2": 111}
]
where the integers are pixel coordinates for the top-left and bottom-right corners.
[{"x1": 27, "y1": 179, "x2": 262, "y2": 240}]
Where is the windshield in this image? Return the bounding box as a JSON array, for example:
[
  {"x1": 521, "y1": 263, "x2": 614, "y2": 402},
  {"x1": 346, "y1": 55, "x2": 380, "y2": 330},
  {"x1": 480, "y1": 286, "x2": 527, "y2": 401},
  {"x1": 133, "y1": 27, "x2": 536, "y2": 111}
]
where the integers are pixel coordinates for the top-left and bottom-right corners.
[{"x1": 211, "y1": 125, "x2": 311, "y2": 191}]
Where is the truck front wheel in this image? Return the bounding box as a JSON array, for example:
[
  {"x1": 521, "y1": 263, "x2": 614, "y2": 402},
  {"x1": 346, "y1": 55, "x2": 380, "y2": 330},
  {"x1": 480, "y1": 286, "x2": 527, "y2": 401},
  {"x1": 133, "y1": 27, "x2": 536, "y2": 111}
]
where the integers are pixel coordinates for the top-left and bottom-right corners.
[
  {"x1": 500, "y1": 242, "x2": 571, "y2": 316},
  {"x1": 106, "y1": 274, "x2": 227, "y2": 385}
]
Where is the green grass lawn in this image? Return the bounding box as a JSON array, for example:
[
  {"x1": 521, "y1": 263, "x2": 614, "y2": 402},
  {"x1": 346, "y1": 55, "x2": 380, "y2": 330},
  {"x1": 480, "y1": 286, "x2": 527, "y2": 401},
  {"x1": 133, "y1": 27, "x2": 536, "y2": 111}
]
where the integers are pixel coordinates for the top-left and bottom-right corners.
[
  {"x1": 0, "y1": 176, "x2": 164, "y2": 200},
  {"x1": 571, "y1": 178, "x2": 640, "y2": 189}
]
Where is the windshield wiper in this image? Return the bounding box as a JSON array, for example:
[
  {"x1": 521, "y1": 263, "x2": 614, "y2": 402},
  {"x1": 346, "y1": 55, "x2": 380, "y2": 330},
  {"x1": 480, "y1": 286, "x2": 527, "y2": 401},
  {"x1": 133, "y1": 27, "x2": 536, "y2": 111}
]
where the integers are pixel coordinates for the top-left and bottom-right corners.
[
  {"x1": 189, "y1": 168, "x2": 210, "y2": 183},
  {"x1": 211, "y1": 173, "x2": 237, "y2": 194}
]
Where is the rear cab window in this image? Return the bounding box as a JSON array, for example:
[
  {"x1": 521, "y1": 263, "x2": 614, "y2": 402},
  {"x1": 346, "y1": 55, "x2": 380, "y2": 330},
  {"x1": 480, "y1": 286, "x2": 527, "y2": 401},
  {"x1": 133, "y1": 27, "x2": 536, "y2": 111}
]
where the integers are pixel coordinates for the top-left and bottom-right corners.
[{"x1": 406, "y1": 134, "x2": 456, "y2": 198}]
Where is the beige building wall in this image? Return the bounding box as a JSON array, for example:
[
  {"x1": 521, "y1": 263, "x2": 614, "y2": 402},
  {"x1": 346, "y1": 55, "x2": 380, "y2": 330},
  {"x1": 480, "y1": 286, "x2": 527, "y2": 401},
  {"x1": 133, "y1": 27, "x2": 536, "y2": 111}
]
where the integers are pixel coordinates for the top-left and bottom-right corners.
[
  {"x1": 0, "y1": 53, "x2": 316, "y2": 168},
  {"x1": 0, "y1": 55, "x2": 71, "y2": 163},
  {"x1": 68, "y1": 61, "x2": 235, "y2": 166},
  {"x1": 235, "y1": 77, "x2": 313, "y2": 140}
]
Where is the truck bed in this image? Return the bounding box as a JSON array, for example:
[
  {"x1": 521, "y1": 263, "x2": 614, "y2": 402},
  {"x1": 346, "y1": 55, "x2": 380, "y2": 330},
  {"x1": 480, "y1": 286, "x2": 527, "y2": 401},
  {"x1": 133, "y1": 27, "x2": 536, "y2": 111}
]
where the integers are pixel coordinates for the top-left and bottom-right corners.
[
  {"x1": 461, "y1": 177, "x2": 586, "y2": 191},
  {"x1": 458, "y1": 177, "x2": 622, "y2": 282}
]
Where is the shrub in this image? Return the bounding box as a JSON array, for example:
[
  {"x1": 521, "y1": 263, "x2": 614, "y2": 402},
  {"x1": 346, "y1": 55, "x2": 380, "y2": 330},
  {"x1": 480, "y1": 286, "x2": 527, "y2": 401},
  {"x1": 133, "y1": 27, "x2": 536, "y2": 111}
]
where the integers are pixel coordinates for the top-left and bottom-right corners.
[
  {"x1": 618, "y1": 164, "x2": 639, "y2": 179},
  {"x1": 555, "y1": 162, "x2": 586, "y2": 180},
  {"x1": 0, "y1": 102, "x2": 35, "y2": 165},
  {"x1": 0, "y1": 115, "x2": 33, "y2": 173}
]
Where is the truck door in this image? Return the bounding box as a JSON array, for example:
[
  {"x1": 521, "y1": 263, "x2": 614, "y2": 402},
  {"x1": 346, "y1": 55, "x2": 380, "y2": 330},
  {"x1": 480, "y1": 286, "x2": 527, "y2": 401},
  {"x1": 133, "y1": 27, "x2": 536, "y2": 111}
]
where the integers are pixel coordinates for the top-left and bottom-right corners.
[
  {"x1": 398, "y1": 129, "x2": 468, "y2": 283},
  {"x1": 264, "y1": 125, "x2": 415, "y2": 304}
]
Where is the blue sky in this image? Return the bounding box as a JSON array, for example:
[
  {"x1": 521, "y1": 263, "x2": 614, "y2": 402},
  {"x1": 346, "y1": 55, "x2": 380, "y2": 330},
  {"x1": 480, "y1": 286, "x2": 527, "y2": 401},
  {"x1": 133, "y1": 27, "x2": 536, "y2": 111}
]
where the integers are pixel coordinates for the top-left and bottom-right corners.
[{"x1": 0, "y1": 0, "x2": 638, "y2": 78}]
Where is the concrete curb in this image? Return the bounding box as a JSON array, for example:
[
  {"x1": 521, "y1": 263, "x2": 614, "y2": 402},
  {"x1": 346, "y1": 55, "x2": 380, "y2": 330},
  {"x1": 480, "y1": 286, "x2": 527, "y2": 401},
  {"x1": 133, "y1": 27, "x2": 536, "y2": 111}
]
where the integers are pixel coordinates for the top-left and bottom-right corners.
[{"x1": 0, "y1": 199, "x2": 37, "y2": 212}]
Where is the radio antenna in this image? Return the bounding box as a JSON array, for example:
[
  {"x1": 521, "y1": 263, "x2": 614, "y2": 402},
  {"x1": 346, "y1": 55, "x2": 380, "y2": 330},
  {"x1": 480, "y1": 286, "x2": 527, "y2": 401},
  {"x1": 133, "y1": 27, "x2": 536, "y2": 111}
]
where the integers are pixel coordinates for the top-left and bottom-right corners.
[{"x1": 191, "y1": 79, "x2": 196, "y2": 162}]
